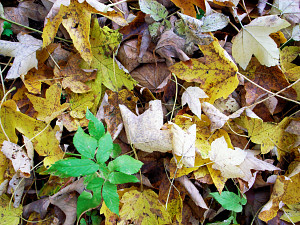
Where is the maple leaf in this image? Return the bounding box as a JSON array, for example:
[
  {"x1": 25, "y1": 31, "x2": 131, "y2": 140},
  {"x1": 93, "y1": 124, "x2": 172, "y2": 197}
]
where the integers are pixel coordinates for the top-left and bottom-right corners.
[
  {"x1": 0, "y1": 100, "x2": 64, "y2": 167},
  {"x1": 42, "y1": 0, "x2": 127, "y2": 64},
  {"x1": 170, "y1": 38, "x2": 239, "y2": 103},
  {"x1": 54, "y1": 54, "x2": 97, "y2": 93},
  {"x1": 120, "y1": 100, "x2": 172, "y2": 153},
  {"x1": 27, "y1": 84, "x2": 70, "y2": 124},
  {"x1": 119, "y1": 189, "x2": 172, "y2": 224},
  {"x1": 232, "y1": 15, "x2": 290, "y2": 69},
  {"x1": 280, "y1": 46, "x2": 300, "y2": 81},
  {"x1": 0, "y1": 33, "x2": 42, "y2": 79},
  {"x1": 181, "y1": 86, "x2": 208, "y2": 119},
  {"x1": 171, "y1": 0, "x2": 205, "y2": 17},
  {"x1": 81, "y1": 18, "x2": 137, "y2": 93}
]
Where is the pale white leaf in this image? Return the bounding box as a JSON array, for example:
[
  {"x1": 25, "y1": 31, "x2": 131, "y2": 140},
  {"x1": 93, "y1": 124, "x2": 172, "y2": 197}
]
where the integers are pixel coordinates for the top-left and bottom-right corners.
[
  {"x1": 120, "y1": 100, "x2": 172, "y2": 153},
  {"x1": 7, "y1": 174, "x2": 25, "y2": 208},
  {"x1": 182, "y1": 86, "x2": 208, "y2": 119},
  {"x1": 170, "y1": 122, "x2": 196, "y2": 168},
  {"x1": 232, "y1": 15, "x2": 290, "y2": 69},
  {"x1": 0, "y1": 33, "x2": 42, "y2": 79}
]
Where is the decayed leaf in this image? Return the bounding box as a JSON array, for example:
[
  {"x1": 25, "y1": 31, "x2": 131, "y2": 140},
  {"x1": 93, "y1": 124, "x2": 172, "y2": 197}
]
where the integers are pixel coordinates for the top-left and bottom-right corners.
[
  {"x1": 119, "y1": 189, "x2": 172, "y2": 224},
  {"x1": 207, "y1": 0, "x2": 239, "y2": 7},
  {"x1": 181, "y1": 86, "x2": 208, "y2": 119},
  {"x1": 270, "y1": 0, "x2": 300, "y2": 25},
  {"x1": 171, "y1": 0, "x2": 205, "y2": 17},
  {"x1": 170, "y1": 38, "x2": 239, "y2": 103},
  {"x1": 54, "y1": 54, "x2": 97, "y2": 93},
  {"x1": 232, "y1": 15, "x2": 290, "y2": 69},
  {"x1": 43, "y1": 0, "x2": 127, "y2": 64},
  {"x1": 82, "y1": 18, "x2": 137, "y2": 92},
  {"x1": 139, "y1": 0, "x2": 168, "y2": 21},
  {"x1": 0, "y1": 100, "x2": 64, "y2": 167},
  {"x1": 280, "y1": 46, "x2": 300, "y2": 81},
  {"x1": 0, "y1": 194, "x2": 23, "y2": 224},
  {"x1": 120, "y1": 100, "x2": 172, "y2": 153},
  {"x1": 0, "y1": 33, "x2": 42, "y2": 79},
  {"x1": 7, "y1": 174, "x2": 25, "y2": 208},
  {"x1": 170, "y1": 122, "x2": 196, "y2": 168},
  {"x1": 27, "y1": 84, "x2": 70, "y2": 123},
  {"x1": 1, "y1": 141, "x2": 31, "y2": 178}
]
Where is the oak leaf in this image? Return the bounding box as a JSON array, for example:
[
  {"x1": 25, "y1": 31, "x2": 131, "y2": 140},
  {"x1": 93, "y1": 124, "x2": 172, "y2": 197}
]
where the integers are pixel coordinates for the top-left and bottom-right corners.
[
  {"x1": 27, "y1": 84, "x2": 70, "y2": 123},
  {"x1": 0, "y1": 33, "x2": 42, "y2": 79},
  {"x1": 232, "y1": 15, "x2": 290, "y2": 69},
  {"x1": 170, "y1": 38, "x2": 239, "y2": 103}
]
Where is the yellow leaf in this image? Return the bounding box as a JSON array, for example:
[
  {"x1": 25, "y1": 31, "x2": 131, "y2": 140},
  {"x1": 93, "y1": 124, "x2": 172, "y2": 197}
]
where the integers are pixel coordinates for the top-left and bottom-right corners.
[
  {"x1": 235, "y1": 116, "x2": 296, "y2": 158},
  {"x1": 280, "y1": 204, "x2": 300, "y2": 223},
  {"x1": 280, "y1": 46, "x2": 300, "y2": 81},
  {"x1": 170, "y1": 38, "x2": 238, "y2": 103},
  {"x1": 119, "y1": 189, "x2": 171, "y2": 225},
  {"x1": 232, "y1": 15, "x2": 290, "y2": 69},
  {"x1": 0, "y1": 194, "x2": 23, "y2": 225},
  {"x1": 207, "y1": 164, "x2": 227, "y2": 193},
  {"x1": 27, "y1": 84, "x2": 70, "y2": 124},
  {"x1": 0, "y1": 100, "x2": 64, "y2": 167},
  {"x1": 42, "y1": 0, "x2": 127, "y2": 64},
  {"x1": 69, "y1": 92, "x2": 95, "y2": 119}
]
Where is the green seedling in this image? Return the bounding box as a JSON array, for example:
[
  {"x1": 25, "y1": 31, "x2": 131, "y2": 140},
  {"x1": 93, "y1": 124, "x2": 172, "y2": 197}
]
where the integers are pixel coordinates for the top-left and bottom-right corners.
[
  {"x1": 2, "y1": 21, "x2": 13, "y2": 36},
  {"x1": 46, "y1": 109, "x2": 143, "y2": 219}
]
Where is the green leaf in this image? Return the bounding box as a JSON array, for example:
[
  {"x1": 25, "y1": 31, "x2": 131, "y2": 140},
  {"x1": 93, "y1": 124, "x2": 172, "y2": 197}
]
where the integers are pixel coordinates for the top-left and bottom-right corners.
[
  {"x1": 2, "y1": 21, "x2": 13, "y2": 37},
  {"x1": 96, "y1": 132, "x2": 113, "y2": 164},
  {"x1": 139, "y1": 0, "x2": 168, "y2": 21},
  {"x1": 102, "y1": 181, "x2": 119, "y2": 215},
  {"x1": 98, "y1": 163, "x2": 110, "y2": 179},
  {"x1": 210, "y1": 191, "x2": 247, "y2": 213},
  {"x1": 108, "y1": 172, "x2": 140, "y2": 184},
  {"x1": 86, "y1": 108, "x2": 105, "y2": 140},
  {"x1": 73, "y1": 127, "x2": 98, "y2": 159},
  {"x1": 77, "y1": 191, "x2": 100, "y2": 219},
  {"x1": 79, "y1": 218, "x2": 87, "y2": 225},
  {"x1": 108, "y1": 155, "x2": 143, "y2": 174},
  {"x1": 207, "y1": 216, "x2": 234, "y2": 225},
  {"x1": 46, "y1": 158, "x2": 99, "y2": 178},
  {"x1": 111, "y1": 143, "x2": 121, "y2": 158},
  {"x1": 86, "y1": 177, "x2": 105, "y2": 194}
]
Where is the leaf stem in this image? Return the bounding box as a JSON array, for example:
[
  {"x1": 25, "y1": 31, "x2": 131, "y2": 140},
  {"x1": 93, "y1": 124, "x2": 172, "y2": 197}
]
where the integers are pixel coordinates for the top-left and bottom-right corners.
[{"x1": 169, "y1": 73, "x2": 178, "y2": 121}]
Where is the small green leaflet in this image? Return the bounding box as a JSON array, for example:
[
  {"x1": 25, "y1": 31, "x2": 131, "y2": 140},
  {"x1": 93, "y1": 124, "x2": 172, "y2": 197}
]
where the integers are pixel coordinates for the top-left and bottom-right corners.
[
  {"x1": 108, "y1": 172, "x2": 140, "y2": 184},
  {"x1": 77, "y1": 191, "x2": 100, "y2": 218},
  {"x1": 86, "y1": 108, "x2": 105, "y2": 140},
  {"x1": 108, "y1": 155, "x2": 143, "y2": 175},
  {"x1": 96, "y1": 132, "x2": 113, "y2": 164},
  {"x1": 2, "y1": 21, "x2": 13, "y2": 37},
  {"x1": 210, "y1": 191, "x2": 247, "y2": 213},
  {"x1": 46, "y1": 158, "x2": 99, "y2": 177},
  {"x1": 111, "y1": 143, "x2": 121, "y2": 158},
  {"x1": 73, "y1": 127, "x2": 97, "y2": 159},
  {"x1": 102, "y1": 181, "x2": 119, "y2": 215},
  {"x1": 139, "y1": 0, "x2": 168, "y2": 21}
]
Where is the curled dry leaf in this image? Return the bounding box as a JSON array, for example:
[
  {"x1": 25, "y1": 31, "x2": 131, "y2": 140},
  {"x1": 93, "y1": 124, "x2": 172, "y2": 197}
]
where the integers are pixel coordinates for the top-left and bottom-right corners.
[{"x1": 120, "y1": 100, "x2": 172, "y2": 152}]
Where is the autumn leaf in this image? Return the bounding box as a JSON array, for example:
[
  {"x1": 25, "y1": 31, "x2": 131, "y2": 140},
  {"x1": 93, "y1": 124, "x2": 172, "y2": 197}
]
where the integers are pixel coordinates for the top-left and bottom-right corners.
[
  {"x1": 0, "y1": 194, "x2": 23, "y2": 224},
  {"x1": 0, "y1": 100, "x2": 64, "y2": 167},
  {"x1": 27, "y1": 84, "x2": 70, "y2": 124},
  {"x1": 232, "y1": 15, "x2": 290, "y2": 69},
  {"x1": 171, "y1": 0, "x2": 205, "y2": 17},
  {"x1": 54, "y1": 54, "x2": 97, "y2": 93},
  {"x1": 42, "y1": 0, "x2": 127, "y2": 64},
  {"x1": 280, "y1": 46, "x2": 300, "y2": 81},
  {"x1": 119, "y1": 189, "x2": 172, "y2": 225},
  {"x1": 170, "y1": 38, "x2": 239, "y2": 103},
  {"x1": 0, "y1": 33, "x2": 42, "y2": 79}
]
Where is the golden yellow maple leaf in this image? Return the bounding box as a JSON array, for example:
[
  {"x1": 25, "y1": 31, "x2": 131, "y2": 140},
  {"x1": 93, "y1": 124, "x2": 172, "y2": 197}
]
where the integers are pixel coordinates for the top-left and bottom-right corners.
[
  {"x1": 0, "y1": 100, "x2": 64, "y2": 167},
  {"x1": 27, "y1": 84, "x2": 70, "y2": 124},
  {"x1": 170, "y1": 38, "x2": 239, "y2": 103},
  {"x1": 119, "y1": 189, "x2": 171, "y2": 225},
  {"x1": 42, "y1": 0, "x2": 127, "y2": 64}
]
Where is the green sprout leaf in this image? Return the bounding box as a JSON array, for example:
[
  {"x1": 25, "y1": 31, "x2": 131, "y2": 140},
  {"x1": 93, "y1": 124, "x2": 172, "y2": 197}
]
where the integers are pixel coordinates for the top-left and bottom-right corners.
[
  {"x1": 2, "y1": 21, "x2": 13, "y2": 37},
  {"x1": 73, "y1": 127, "x2": 97, "y2": 159},
  {"x1": 86, "y1": 108, "x2": 105, "y2": 140},
  {"x1": 210, "y1": 191, "x2": 247, "y2": 213},
  {"x1": 108, "y1": 172, "x2": 140, "y2": 184},
  {"x1": 102, "y1": 181, "x2": 119, "y2": 215},
  {"x1": 46, "y1": 158, "x2": 99, "y2": 178},
  {"x1": 108, "y1": 155, "x2": 143, "y2": 175},
  {"x1": 111, "y1": 143, "x2": 121, "y2": 158},
  {"x1": 96, "y1": 132, "x2": 113, "y2": 164},
  {"x1": 77, "y1": 191, "x2": 100, "y2": 218}
]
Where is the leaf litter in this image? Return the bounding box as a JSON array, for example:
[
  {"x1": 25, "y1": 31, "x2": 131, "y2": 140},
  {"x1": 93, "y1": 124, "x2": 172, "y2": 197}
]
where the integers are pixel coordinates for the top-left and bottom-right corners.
[{"x1": 0, "y1": 0, "x2": 300, "y2": 224}]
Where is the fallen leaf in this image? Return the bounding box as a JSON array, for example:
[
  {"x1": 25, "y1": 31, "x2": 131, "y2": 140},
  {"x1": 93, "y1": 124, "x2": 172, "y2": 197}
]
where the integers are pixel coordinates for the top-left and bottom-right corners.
[
  {"x1": 232, "y1": 15, "x2": 290, "y2": 69},
  {"x1": 202, "y1": 102, "x2": 229, "y2": 132},
  {"x1": 280, "y1": 46, "x2": 300, "y2": 81},
  {"x1": 119, "y1": 189, "x2": 172, "y2": 224},
  {"x1": 270, "y1": 0, "x2": 300, "y2": 25},
  {"x1": 171, "y1": 0, "x2": 205, "y2": 17},
  {"x1": 0, "y1": 194, "x2": 23, "y2": 224},
  {"x1": 120, "y1": 100, "x2": 172, "y2": 153},
  {"x1": 181, "y1": 86, "x2": 208, "y2": 119},
  {"x1": 170, "y1": 122, "x2": 196, "y2": 168},
  {"x1": 207, "y1": 0, "x2": 240, "y2": 7},
  {"x1": 0, "y1": 33, "x2": 42, "y2": 79},
  {"x1": 54, "y1": 54, "x2": 96, "y2": 93},
  {"x1": 7, "y1": 174, "x2": 25, "y2": 207},
  {"x1": 27, "y1": 84, "x2": 70, "y2": 123},
  {"x1": 139, "y1": 0, "x2": 168, "y2": 21},
  {"x1": 170, "y1": 38, "x2": 239, "y2": 103}
]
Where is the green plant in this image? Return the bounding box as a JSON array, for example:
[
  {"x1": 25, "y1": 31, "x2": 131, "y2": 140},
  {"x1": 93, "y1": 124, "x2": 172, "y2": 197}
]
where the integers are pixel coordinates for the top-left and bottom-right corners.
[
  {"x1": 46, "y1": 109, "x2": 143, "y2": 219},
  {"x1": 2, "y1": 21, "x2": 13, "y2": 36},
  {"x1": 208, "y1": 191, "x2": 247, "y2": 225}
]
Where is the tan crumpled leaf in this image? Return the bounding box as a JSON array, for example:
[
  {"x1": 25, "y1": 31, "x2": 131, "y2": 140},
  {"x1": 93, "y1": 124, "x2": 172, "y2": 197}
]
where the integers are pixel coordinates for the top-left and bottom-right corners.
[
  {"x1": 270, "y1": 0, "x2": 300, "y2": 25},
  {"x1": 0, "y1": 33, "x2": 42, "y2": 79},
  {"x1": 182, "y1": 86, "x2": 208, "y2": 119},
  {"x1": 202, "y1": 102, "x2": 229, "y2": 132},
  {"x1": 120, "y1": 100, "x2": 172, "y2": 152},
  {"x1": 170, "y1": 122, "x2": 196, "y2": 168},
  {"x1": 1, "y1": 141, "x2": 31, "y2": 178},
  {"x1": 7, "y1": 174, "x2": 25, "y2": 208},
  {"x1": 232, "y1": 15, "x2": 290, "y2": 69}
]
